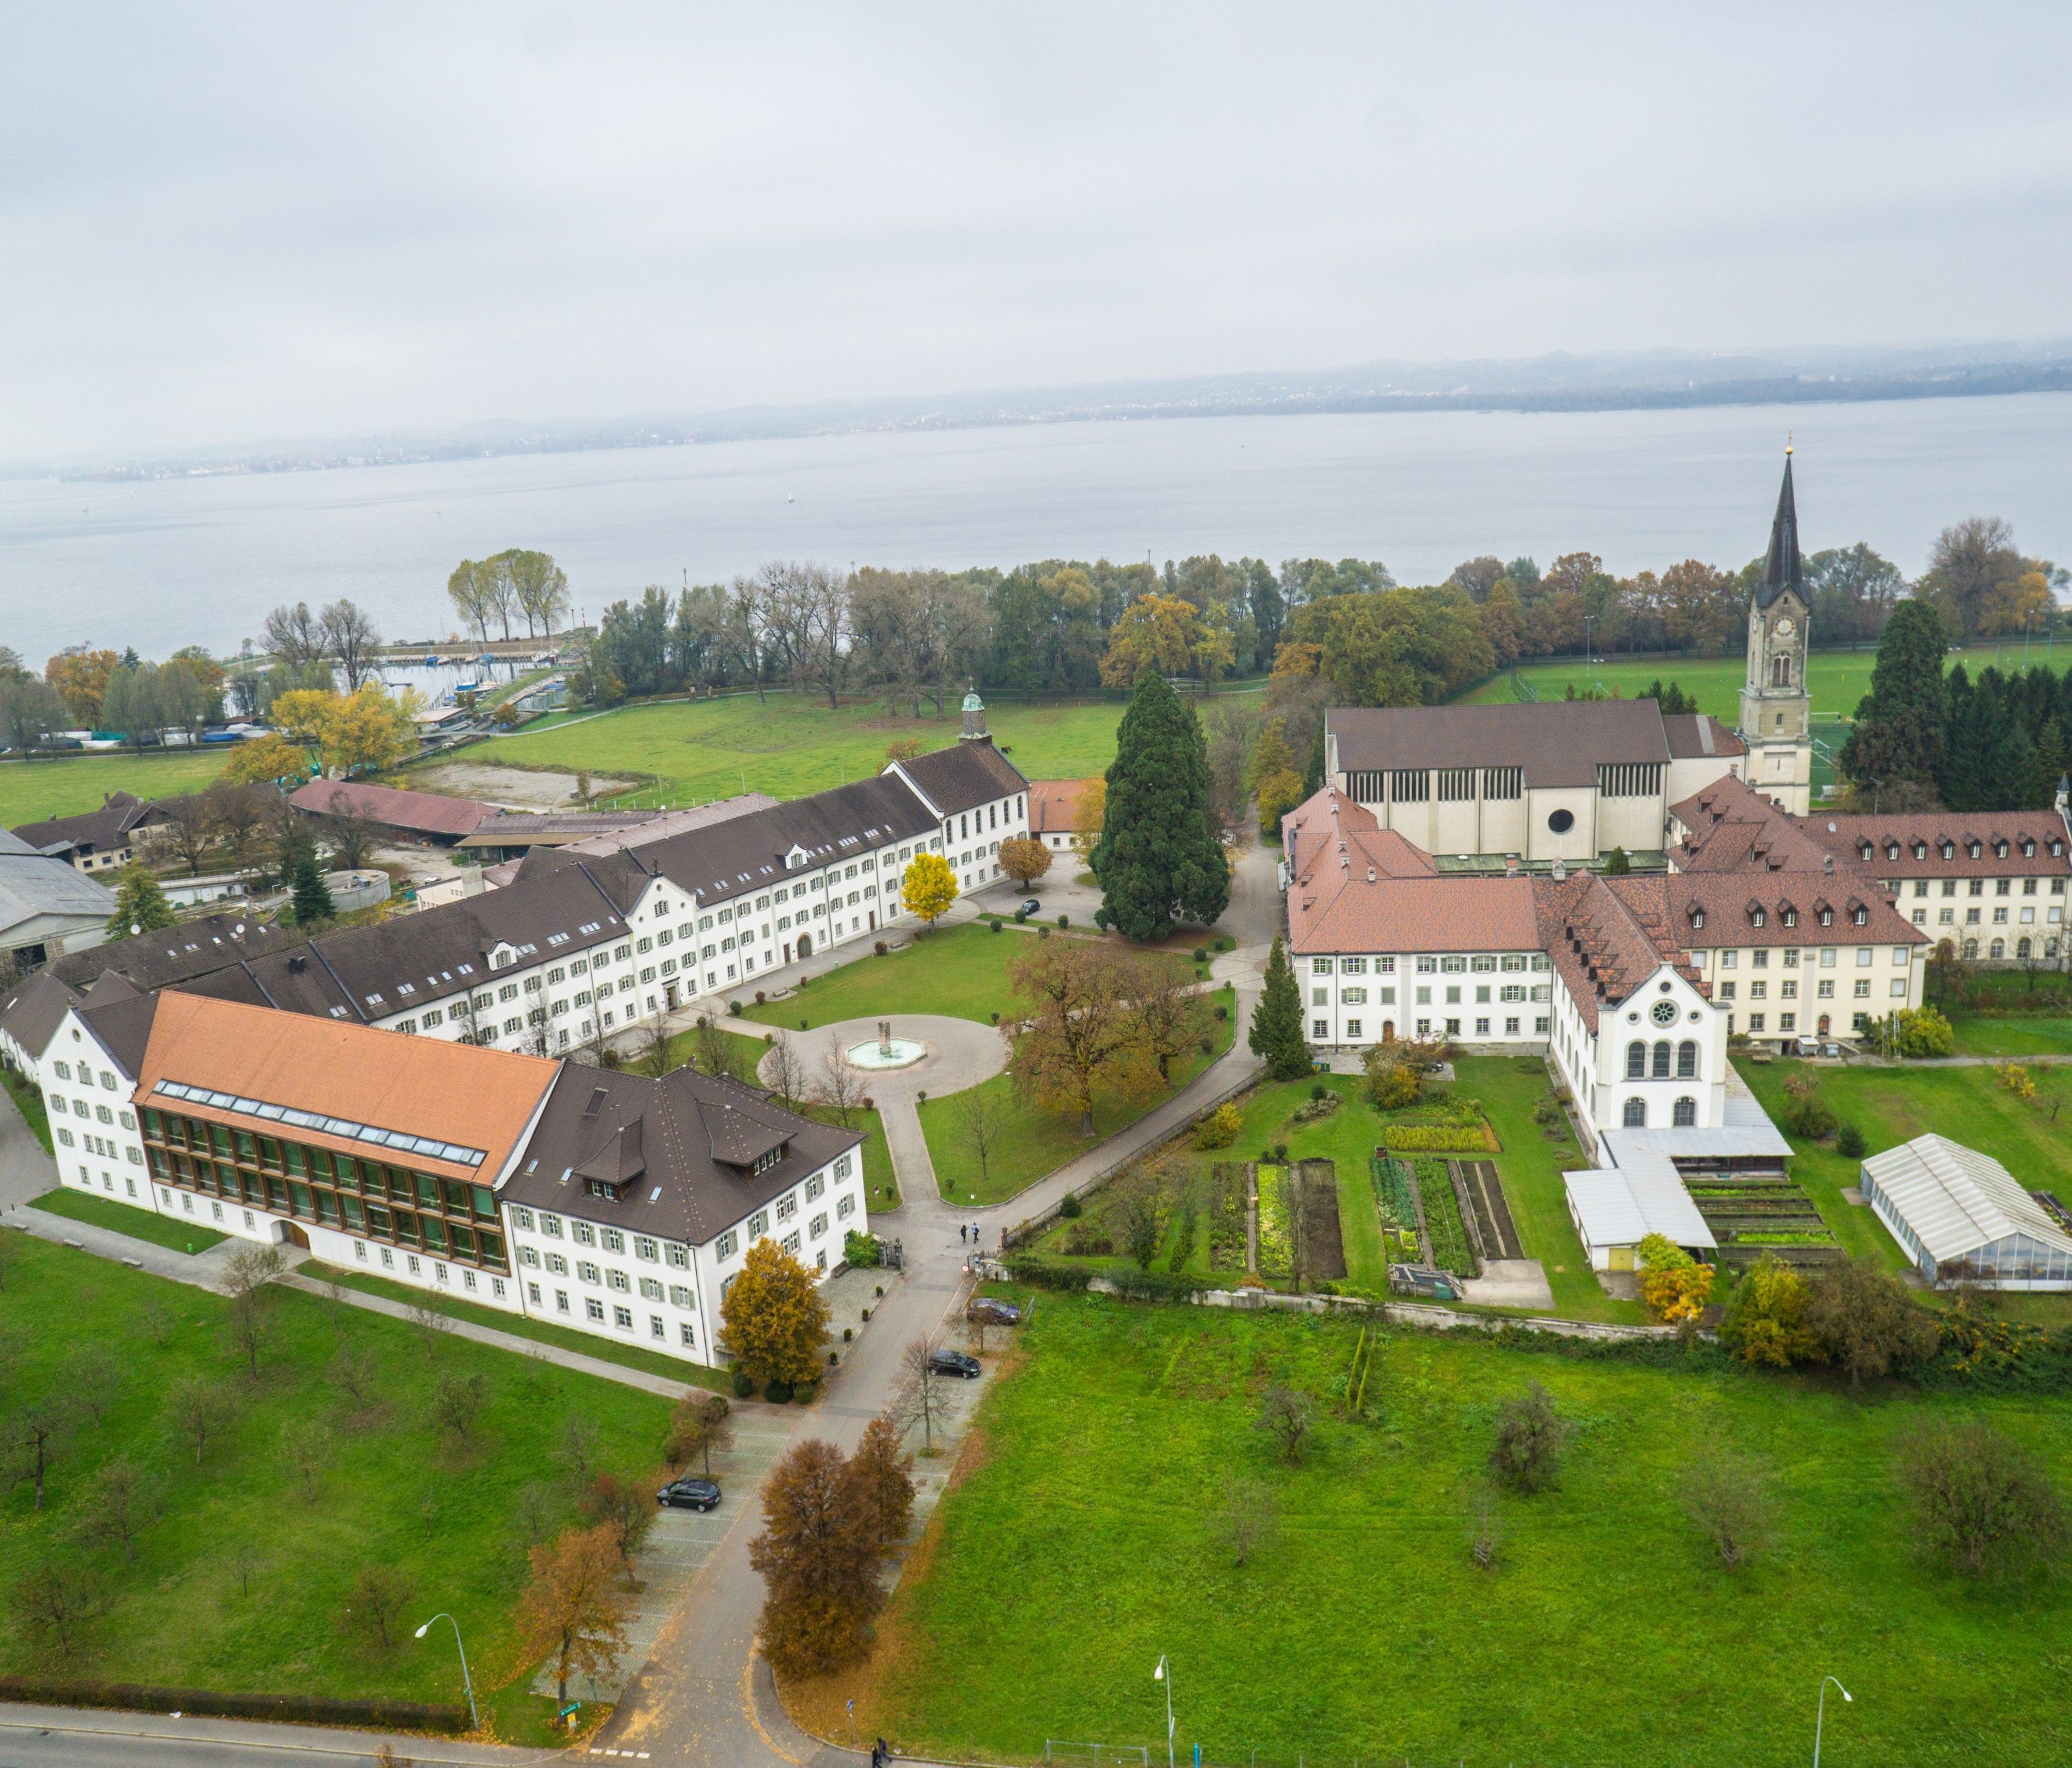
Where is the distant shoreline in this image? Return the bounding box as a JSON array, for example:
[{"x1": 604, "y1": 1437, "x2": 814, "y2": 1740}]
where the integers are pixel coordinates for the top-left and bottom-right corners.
[{"x1": 33, "y1": 359, "x2": 2072, "y2": 486}]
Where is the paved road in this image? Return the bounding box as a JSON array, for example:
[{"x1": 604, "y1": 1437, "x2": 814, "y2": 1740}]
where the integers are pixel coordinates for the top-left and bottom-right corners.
[
  {"x1": 592, "y1": 830, "x2": 1284, "y2": 1766},
  {"x1": 0, "y1": 1703, "x2": 535, "y2": 1767}
]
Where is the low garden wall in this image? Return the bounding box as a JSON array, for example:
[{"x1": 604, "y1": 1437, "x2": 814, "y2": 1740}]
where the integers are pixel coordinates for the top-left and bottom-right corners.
[{"x1": 0, "y1": 1675, "x2": 471, "y2": 1732}]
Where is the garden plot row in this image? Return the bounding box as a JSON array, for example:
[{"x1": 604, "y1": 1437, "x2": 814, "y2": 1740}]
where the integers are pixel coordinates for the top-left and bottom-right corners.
[{"x1": 1686, "y1": 1176, "x2": 1840, "y2": 1270}]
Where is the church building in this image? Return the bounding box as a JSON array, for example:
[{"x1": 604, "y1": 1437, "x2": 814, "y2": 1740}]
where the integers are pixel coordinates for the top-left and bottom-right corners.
[{"x1": 1320, "y1": 453, "x2": 1815, "y2": 860}]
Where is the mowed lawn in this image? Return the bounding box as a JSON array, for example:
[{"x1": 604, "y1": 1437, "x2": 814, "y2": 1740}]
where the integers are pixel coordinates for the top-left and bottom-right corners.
[
  {"x1": 0, "y1": 750, "x2": 230, "y2": 827},
  {"x1": 829, "y1": 1293, "x2": 2072, "y2": 1767},
  {"x1": 1457, "y1": 645, "x2": 2005, "y2": 719},
  {"x1": 32, "y1": 1183, "x2": 227, "y2": 1254},
  {"x1": 741, "y1": 923, "x2": 1042, "y2": 1030},
  {"x1": 462, "y1": 687, "x2": 1263, "y2": 807},
  {"x1": 0, "y1": 1236, "x2": 671, "y2": 1742}
]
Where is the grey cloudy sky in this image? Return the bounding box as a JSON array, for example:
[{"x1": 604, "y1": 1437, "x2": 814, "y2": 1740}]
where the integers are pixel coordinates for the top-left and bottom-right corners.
[{"x1": 5, "y1": 2, "x2": 2070, "y2": 460}]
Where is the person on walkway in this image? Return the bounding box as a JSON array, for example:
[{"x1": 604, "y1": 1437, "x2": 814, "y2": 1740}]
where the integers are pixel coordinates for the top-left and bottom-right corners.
[
  {"x1": 958, "y1": 1223, "x2": 967, "y2": 1244},
  {"x1": 872, "y1": 1738, "x2": 889, "y2": 1767}
]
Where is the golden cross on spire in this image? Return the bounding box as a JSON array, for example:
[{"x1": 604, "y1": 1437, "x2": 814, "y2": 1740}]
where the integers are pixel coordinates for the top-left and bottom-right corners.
[{"x1": 1786, "y1": 430, "x2": 1794, "y2": 456}]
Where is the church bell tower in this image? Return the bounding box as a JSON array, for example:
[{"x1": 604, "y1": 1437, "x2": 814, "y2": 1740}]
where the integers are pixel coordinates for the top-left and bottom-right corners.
[{"x1": 1738, "y1": 447, "x2": 1814, "y2": 814}]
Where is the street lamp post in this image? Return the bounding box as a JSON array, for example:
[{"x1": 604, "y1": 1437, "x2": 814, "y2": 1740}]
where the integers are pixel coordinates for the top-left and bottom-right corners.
[
  {"x1": 1813, "y1": 1675, "x2": 1851, "y2": 1766},
  {"x1": 1153, "y1": 1655, "x2": 1174, "y2": 1768},
  {"x1": 414, "y1": 1613, "x2": 479, "y2": 1731}
]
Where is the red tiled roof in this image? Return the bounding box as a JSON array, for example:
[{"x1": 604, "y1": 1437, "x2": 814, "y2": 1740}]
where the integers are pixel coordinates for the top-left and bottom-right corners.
[
  {"x1": 1027, "y1": 779, "x2": 1099, "y2": 836},
  {"x1": 290, "y1": 779, "x2": 495, "y2": 838},
  {"x1": 1803, "y1": 811, "x2": 2072, "y2": 879}
]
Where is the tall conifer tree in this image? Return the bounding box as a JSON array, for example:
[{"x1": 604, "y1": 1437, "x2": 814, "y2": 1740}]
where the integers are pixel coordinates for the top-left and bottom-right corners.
[
  {"x1": 1840, "y1": 599, "x2": 1947, "y2": 796},
  {"x1": 105, "y1": 862, "x2": 176, "y2": 937},
  {"x1": 1092, "y1": 673, "x2": 1229, "y2": 940},
  {"x1": 1249, "y1": 937, "x2": 1311, "y2": 1080}
]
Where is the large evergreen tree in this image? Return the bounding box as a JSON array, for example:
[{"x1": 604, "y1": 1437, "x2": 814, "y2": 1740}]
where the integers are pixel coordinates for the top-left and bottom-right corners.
[
  {"x1": 289, "y1": 847, "x2": 337, "y2": 926},
  {"x1": 1840, "y1": 599, "x2": 1947, "y2": 796},
  {"x1": 1092, "y1": 673, "x2": 1229, "y2": 940},
  {"x1": 104, "y1": 862, "x2": 176, "y2": 937},
  {"x1": 1249, "y1": 937, "x2": 1311, "y2": 1080}
]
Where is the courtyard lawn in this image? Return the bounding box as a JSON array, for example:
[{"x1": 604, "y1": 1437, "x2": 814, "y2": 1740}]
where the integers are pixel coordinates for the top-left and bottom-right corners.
[
  {"x1": 0, "y1": 1235, "x2": 671, "y2": 1745},
  {"x1": 810, "y1": 1292, "x2": 2072, "y2": 1768},
  {"x1": 5, "y1": 1062, "x2": 54, "y2": 1153},
  {"x1": 1448, "y1": 1055, "x2": 1639, "y2": 1323},
  {"x1": 456, "y1": 686, "x2": 1265, "y2": 809},
  {"x1": 0, "y1": 750, "x2": 231, "y2": 827},
  {"x1": 1733, "y1": 1054, "x2": 2072, "y2": 1284},
  {"x1": 919, "y1": 986, "x2": 1235, "y2": 1208},
  {"x1": 1456, "y1": 645, "x2": 2003, "y2": 721},
  {"x1": 1947, "y1": 1014, "x2": 2072, "y2": 1057},
  {"x1": 32, "y1": 1184, "x2": 227, "y2": 1253},
  {"x1": 741, "y1": 923, "x2": 1040, "y2": 1031}
]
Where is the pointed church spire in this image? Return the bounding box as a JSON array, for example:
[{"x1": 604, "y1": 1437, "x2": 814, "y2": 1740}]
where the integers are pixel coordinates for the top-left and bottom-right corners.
[{"x1": 1755, "y1": 447, "x2": 1803, "y2": 607}]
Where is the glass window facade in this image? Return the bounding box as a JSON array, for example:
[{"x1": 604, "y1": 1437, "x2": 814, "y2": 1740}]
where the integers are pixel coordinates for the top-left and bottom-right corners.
[{"x1": 141, "y1": 1108, "x2": 505, "y2": 1273}]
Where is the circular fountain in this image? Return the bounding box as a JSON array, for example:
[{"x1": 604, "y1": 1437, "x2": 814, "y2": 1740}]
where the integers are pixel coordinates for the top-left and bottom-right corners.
[{"x1": 846, "y1": 1020, "x2": 926, "y2": 1069}]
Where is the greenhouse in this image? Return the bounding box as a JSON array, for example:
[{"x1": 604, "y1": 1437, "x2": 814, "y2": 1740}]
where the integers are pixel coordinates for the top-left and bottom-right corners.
[{"x1": 1859, "y1": 1133, "x2": 2072, "y2": 1290}]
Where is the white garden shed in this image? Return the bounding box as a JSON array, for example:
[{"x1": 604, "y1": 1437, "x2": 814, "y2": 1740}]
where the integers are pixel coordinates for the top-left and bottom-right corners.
[
  {"x1": 1859, "y1": 1134, "x2": 2072, "y2": 1290},
  {"x1": 1564, "y1": 1154, "x2": 1717, "y2": 1273}
]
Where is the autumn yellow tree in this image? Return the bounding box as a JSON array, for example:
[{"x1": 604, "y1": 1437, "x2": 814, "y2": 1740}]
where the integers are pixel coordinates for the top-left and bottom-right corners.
[
  {"x1": 899, "y1": 850, "x2": 958, "y2": 932},
  {"x1": 1010, "y1": 938, "x2": 1158, "y2": 1135},
  {"x1": 1637, "y1": 1233, "x2": 1713, "y2": 1324},
  {"x1": 719, "y1": 1238, "x2": 831, "y2": 1388},
  {"x1": 515, "y1": 1522, "x2": 631, "y2": 1708},
  {"x1": 997, "y1": 834, "x2": 1052, "y2": 890},
  {"x1": 217, "y1": 732, "x2": 310, "y2": 787},
  {"x1": 1098, "y1": 593, "x2": 1233, "y2": 687},
  {"x1": 1070, "y1": 778, "x2": 1106, "y2": 864},
  {"x1": 750, "y1": 1436, "x2": 901, "y2": 1678},
  {"x1": 45, "y1": 647, "x2": 120, "y2": 726},
  {"x1": 267, "y1": 686, "x2": 418, "y2": 777},
  {"x1": 1248, "y1": 718, "x2": 1306, "y2": 827}
]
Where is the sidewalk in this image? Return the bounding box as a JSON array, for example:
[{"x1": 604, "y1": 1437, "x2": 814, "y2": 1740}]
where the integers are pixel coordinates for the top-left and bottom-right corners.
[{"x1": 0, "y1": 1701, "x2": 535, "y2": 1765}]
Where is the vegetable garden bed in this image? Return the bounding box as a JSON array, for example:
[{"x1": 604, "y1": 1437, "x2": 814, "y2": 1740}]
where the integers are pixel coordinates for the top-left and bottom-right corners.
[{"x1": 1410, "y1": 1156, "x2": 1478, "y2": 1277}]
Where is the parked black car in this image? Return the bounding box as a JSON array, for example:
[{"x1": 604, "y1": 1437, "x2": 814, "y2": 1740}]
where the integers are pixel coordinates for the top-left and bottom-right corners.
[
  {"x1": 966, "y1": 1297, "x2": 1021, "y2": 1326},
  {"x1": 1019, "y1": 899, "x2": 1042, "y2": 918},
  {"x1": 657, "y1": 1475, "x2": 722, "y2": 1511},
  {"x1": 929, "y1": 1348, "x2": 982, "y2": 1379}
]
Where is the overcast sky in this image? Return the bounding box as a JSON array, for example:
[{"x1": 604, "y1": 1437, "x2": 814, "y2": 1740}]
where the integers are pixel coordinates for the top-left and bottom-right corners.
[{"x1": 5, "y1": 3, "x2": 2071, "y2": 462}]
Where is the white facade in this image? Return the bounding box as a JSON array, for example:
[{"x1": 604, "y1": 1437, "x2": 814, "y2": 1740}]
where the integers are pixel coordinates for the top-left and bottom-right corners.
[
  {"x1": 41, "y1": 1009, "x2": 152, "y2": 1213},
  {"x1": 1548, "y1": 965, "x2": 1728, "y2": 1145},
  {"x1": 1302, "y1": 949, "x2": 1553, "y2": 1049},
  {"x1": 1685, "y1": 939, "x2": 1923, "y2": 1043}
]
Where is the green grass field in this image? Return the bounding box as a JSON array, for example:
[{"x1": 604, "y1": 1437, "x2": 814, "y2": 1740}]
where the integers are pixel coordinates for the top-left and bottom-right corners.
[
  {"x1": 32, "y1": 1184, "x2": 227, "y2": 1253},
  {"x1": 920, "y1": 985, "x2": 1235, "y2": 1207},
  {"x1": 1946, "y1": 1014, "x2": 2072, "y2": 1057},
  {"x1": 0, "y1": 1235, "x2": 670, "y2": 1743},
  {"x1": 0, "y1": 750, "x2": 231, "y2": 828},
  {"x1": 456, "y1": 687, "x2": 1265, "y2": 808},
  {"x1": 835, "y1": 1291, "x2": 2072, "y2": 1767},
  {"x1": 741, "y1": 923, "x2": 1051, "y2": 1031},
  {"x1": 1458, "y1": 645, "x2": 2005, "y2": 723}
]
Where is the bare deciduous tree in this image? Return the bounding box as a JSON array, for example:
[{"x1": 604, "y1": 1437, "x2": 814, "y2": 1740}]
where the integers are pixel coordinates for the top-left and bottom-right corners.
[
  {"x1": 763, "y1": 1031, "x2": 806, "y2": 1108},
  {"x1": 894, "y1": 1338, "x2": 948, "y2": 1456},
  {"x1": 330, "y1": 1341, "x2": 380, "y2": 1425},
  {"x1": 223, "y1": 1244, "x2": 286, "y2": 1380},
  {"x1": 6, "y1": 1396, "x2": 75, "y2": 1509},
  {"x1": 79, "y1": 1457, "x2": 158, "y2": 1561},
  {"x1": 1254, "y1": 1385, "x2": 1313, "y2": 1465},
  {"x1": 815, "y1": 1037, "x2": 865, "y2": 1130},
  {"x1": 668, "y1": 1393, "x2": 736, "y2": 1479},
  {"x1": 280, "y1": 1420, "x2": 328, "y2": 1497},
  {"x1": 560, "y1": 1414, "x2": 600, "y2": 1484},
  {"x1": 262, "y1": 601, "x2": 326, "y2": 669},
  {"x1": 1683, "y1": 1451, "x2": 1772, "y2": 1570},
  {"x1": 320, "y1": 599, "x2": 382, "y2": 691},
  {"x1": 956, "y1": 1082, "x2": 1008, "y2": 1189},
  {"x1": 1128, "y1": 956, "x2": 1215, "y2": 1085},
  {"x1": 1221, "y1": 1477, "x2": 1279, "y2": 1568},
  {"x1": 12, "y1": 1558, "x2": 99, "y2": 1658},
  {"x1": 349, "y1": 1565, "x2": 413, "y2": 1653},
  {"x1": 632, "y1": 1010, "x2": 675, "y2": 1079},
  {"x1": 152, "y1": 792, "x2": 219, "y2": 878},
  {"x1": 432, "y1": 1370, "x2": 490, "y2": 1447},
  {"x1": 59, "y1": 1345, "x2": 121, "y2": 1427},
  {"x1": 168, "y1": 1376, "x2": 233, "y2": 1464},
  {"x1": 1467, "y1": 1486, "x2": 1502, "y2": 1570}
]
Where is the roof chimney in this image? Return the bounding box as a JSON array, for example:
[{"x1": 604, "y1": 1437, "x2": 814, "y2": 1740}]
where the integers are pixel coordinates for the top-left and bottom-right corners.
[
  {"x1": 1366, "y1": 866, "x2": 1375, "y2": 883},
  {"x1": 1504, "y1": 856, "x2": 1518, "y2": 877},
  {"x1": 1823, "y1": 854, "x2": 1834, "y2": 875}
]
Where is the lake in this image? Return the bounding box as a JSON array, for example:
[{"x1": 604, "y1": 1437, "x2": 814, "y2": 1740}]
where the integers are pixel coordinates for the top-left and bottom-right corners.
[{"x1": 3, "y1": 392, "x2": 2070, "y2": 664}]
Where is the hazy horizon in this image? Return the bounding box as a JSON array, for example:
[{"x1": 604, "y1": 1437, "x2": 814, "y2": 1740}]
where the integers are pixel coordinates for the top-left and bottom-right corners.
[{"x1": 5, "y1": 4, "x2": 2071, "y2": 462}]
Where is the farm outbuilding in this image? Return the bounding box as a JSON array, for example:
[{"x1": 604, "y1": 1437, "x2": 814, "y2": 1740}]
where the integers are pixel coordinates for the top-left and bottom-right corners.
[
  {"x1": 1564, "y1": 1155, "x2": 1717, "y2": 1273},
  {"x1": 1858, "y1": 1134, "x2": 2072, "y2": 1290}
]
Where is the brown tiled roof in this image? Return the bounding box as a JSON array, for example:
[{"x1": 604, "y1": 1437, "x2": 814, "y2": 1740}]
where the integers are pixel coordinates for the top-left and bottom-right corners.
[
  {"x1": 505, "y1": 1064, "x2": 861, "y2": 1247},
  {"x1": 290, "y1": 779, "x2": 495, "y2": 839},
  {"x1": 47, "y1": 912, "x2": 300, "y2": 993},
  {"x1": 1291, "y1": 874, "x2": 1540, "y2": 957},
  {"x1": 0, "y1": 966, "x2": 81, "y2": 1060},
  {"x1": 10, "y1": 791, "x2": 149, "y2": 857},
  {"x1": 1534, "y1": 872, "x2": 1691, "y2": 1033},
  {"x1": 136, "y1": 992, "x2": 557, "y2": 1180},
  {"x1": 1281, "y1": 787, "x2": 1439, "y2": 889},
  {"x1": 890, "y1": 740, "x2": 1029, "y2": 818},
  {"x1": 1646, "y1": 874, "x2": 1924, "y2": 951},
  {"x1": 1329, "y1": 699, "x2": 1672, "y2": 789},
  {"x1": 1028, "y1": 779, "x2": 1098, "y2": 836},
  {"x1": 1804, "y1": 812, "x2": 2072, "y2": 879},
  {"x1": 1662, "y1": 713, "x2": 1746, "y2": 759}
]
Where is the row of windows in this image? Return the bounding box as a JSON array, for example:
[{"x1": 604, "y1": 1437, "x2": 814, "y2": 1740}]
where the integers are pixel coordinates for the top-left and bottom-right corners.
[
  {"x1": 1907, "y1": 875, "x2": 2061, "y2": 897},
  {"x1": 1625, "y1": 1040, "x2": 1700, "y2": 1080},
  {"x1": 1309, "y1": 954, "x2": 1548, "y2": 976},
  {"x1": 1621, "y1": 1096, "x2": 1698, "y2": 1127},
  {"x1": 1712, "y1": 946, "x2": 1908, "y2": 970},
  {"x1": 1315, "y1": 1015, "x2": 1551, "y2": 1042}
]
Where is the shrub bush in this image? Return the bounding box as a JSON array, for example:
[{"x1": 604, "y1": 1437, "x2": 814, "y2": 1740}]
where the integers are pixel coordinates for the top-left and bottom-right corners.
[
  {"x1": 0, "y1": 1679, "x2": 467, "y2": 1733},
  {"x1": 733, "y1": 1372, "x2": 754, "y2": 1398},
  {"x1": 842, "y1": 1326, "x2": 854, "y2": 1342},
  {"x1": 1213, "y1": 1003, "x2": 1228, "y2": 1022},
  {"x1": 1836, "y1": 1120, "x2": 1866, "y2": 1158},
  {"x1": 1215, "y1": 937, "x2": 1232, "y2": 952},
  {"x1": 754, "y1": 989, "x2": 767, "y2": 1005},
  {"x1": 844, "y1": 1228, "x2": 881, "y2": 1268},
  {"x1": 1193, "y1": 1102, "x2": 1243, "y2": 1149},
  {"x1": 727, "y1": 1000, "x2": 743, "y2": 1016},
  {"x1": 1058, "y1": 1192, "x2": 1083, "y2": 1218},
  {"x1": 989, "y1": 919, "x2": 1003, "y2": 932},
  {"x1": 875, "y1": 939, "x2": 888, "y2": 954},
  {"x1": 1781, "y1": 1090, "x2": 1838, "y2": 1140},
  {"x1": 1057, "y1": 913, "x2": 1069, "y2": 928},
  {"x1": 1193, "y1": 947, "x2": 1209, "y2": 961},
  {"x1": 765, "y1": 1379, "x2": 794, "y2": 1405}
]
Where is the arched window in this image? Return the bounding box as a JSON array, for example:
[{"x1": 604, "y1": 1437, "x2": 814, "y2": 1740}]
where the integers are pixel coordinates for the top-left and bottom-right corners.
[
  {"x1": 1676, "y1": 1040, "x2": 1698, "y2": 1079},
  {"x1": 1770, "y1": 655, "x2": 1790, "y2": 688},
  {"x1": 1626, "y1": 1041, "x2": 1647, "y2": 1079},
  {"x1": 1651, "y1": 1041, "x2": 1671, "y2": 1079},
  {"x1": 1673, "y1": 1096, "x2": 1696, "y2": 1127},
  {"x1": 1963, "y1": 938, "x2": 1978, "y2": 959},
  {"x1": 1990, "y1": 938, "x2": 2005, "y2": 959},
  {"x1": 1623, "y1": 1097, "x2": 1647, "y2": 1127}
]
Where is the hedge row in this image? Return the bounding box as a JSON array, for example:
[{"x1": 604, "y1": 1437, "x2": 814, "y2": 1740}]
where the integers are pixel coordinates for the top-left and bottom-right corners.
[
  {"x1": 1004, "y1": 1255, "x2": 1209, "y2": 1303},
  {"x1": 0, "y1": 1676, "x2": 469, "y2": 1732}
]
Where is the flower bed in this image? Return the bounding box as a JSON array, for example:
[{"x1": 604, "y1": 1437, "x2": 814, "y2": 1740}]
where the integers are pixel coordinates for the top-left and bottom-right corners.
[{"x1": 1382, "y1": 1123, "x2": 1500, "y2": 1154}]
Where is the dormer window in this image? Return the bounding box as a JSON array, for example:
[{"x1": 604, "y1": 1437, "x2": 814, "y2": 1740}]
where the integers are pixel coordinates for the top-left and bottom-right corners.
[
  {"x1": 1911, "y1": 842, "x2": 1926, "y2": 860},
  {"x1": 1858, "y1": 843, "x2": 1873, "y2": 862},
  {"x1": 1750, "y1": 908, "x2": 1766, "y2": 928},
  {"x1": 585, "y1": 1178, "x2": 620, "y2": 1200},
  {"x1": 2054, "y1": 841, "x2": 2065, "y2": 858},
  {"x1": 1852, "y1": 906, "x2": 1868, "y2": 926},
  {"x1": 1940, "y1": 842, "x2": 1954, "y2": 860},
  {"x1": 2021, "y1": 840, "x2": 2035, "y2": 857},
  {"x1": 1687, "y1": 908, "x2": 1706, "y2": 930},
  {"x1": 1818, "y1": 907, "x2": 1833, "y2": 926},
  {"x1": 1781, "y1": 908, "x2": 1797, "y2": 928},
  {"x1": 751, "y1": 1147, "x2": 781, "y2": 1177},
  {"x1": 1995, "y1": 841, "x2": 2009, "y2": 858},
  {"x1": 1885, "y1": 843, "x2": 1900, "y2": 862},
  {"x1": 1968, "y1": 842, "x2": 1981, "y2": 859}
]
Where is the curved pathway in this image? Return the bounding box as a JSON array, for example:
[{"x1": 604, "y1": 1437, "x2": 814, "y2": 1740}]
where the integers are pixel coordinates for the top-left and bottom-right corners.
[{"x1": 592, "y1": 831, "x2": 1285, "y2": 1765}]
